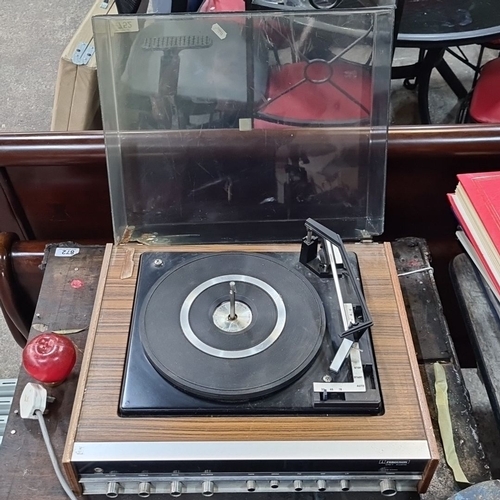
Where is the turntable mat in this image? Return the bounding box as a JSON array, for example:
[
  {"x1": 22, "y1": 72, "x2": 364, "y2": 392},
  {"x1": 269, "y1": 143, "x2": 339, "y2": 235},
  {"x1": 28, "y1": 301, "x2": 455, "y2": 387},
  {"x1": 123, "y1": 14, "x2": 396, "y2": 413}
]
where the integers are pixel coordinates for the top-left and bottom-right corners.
[{"x1": 139, "y1": 253, "x2": 326, "y2": 401}]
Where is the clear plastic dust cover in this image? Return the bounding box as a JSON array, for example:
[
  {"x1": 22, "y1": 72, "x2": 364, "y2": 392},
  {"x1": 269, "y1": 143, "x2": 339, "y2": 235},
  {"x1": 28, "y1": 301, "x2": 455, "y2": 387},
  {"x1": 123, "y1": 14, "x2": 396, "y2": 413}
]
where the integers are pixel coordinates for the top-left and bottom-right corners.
[{"x1": 92, "y1": 6, "x2": 393, "y2": 244}]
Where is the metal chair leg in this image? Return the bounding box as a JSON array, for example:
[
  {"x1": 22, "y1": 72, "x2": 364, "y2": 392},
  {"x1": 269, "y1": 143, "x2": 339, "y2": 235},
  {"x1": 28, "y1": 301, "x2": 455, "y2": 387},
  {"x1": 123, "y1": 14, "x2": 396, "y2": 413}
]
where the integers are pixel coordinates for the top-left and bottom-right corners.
[
  {"x1": 472, "y1": 45, "x2": 485, "y2": 88},
  {"x1": 416, "y1": 48, "x2": 444, "y2": 124},
  {"x1": 435, "y1": 59, "x2": 468, "y2": 99}
]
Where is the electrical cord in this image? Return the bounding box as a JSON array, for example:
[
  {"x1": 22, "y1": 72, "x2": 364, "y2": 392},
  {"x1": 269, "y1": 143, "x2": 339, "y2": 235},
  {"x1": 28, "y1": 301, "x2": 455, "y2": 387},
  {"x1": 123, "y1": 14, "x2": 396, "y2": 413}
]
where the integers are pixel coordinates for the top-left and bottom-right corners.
[{"x1": 35, "y1": 410, "x2": 79, "y2": 500}]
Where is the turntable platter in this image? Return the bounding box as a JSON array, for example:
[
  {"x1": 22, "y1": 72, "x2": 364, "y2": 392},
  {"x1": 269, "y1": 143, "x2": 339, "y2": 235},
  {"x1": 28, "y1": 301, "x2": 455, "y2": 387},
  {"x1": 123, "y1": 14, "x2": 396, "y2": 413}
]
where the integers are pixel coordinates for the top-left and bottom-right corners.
[{"x1": 139, "y1": 253, "x2": 326, "y2": 401}]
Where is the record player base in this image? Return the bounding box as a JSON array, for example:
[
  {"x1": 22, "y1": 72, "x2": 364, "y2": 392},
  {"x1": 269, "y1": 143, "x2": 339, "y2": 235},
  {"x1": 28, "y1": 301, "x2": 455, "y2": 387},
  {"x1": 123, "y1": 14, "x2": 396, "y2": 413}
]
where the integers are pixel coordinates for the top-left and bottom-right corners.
[{"x1": 63, "y1": 243, "x2": 438, "y2": 496}]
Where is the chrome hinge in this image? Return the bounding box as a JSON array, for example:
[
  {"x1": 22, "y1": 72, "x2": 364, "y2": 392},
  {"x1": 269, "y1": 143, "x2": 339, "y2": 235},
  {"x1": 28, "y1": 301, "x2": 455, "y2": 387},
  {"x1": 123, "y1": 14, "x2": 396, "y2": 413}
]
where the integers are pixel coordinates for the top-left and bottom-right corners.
[
  {"x1": 357, "y1": 230, "x2": 374, "y2": 243},
  {"x1": 72, "y1": 42, "x2": 95, "y2": 66}
]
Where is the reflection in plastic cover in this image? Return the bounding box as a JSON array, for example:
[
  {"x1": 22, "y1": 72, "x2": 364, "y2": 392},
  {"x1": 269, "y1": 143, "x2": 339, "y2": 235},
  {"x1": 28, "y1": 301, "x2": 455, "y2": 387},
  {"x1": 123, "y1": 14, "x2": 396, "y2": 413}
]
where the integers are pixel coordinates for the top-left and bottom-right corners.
[{"x1": 93, "y1": 9, "x2": 393, "y2": 244}]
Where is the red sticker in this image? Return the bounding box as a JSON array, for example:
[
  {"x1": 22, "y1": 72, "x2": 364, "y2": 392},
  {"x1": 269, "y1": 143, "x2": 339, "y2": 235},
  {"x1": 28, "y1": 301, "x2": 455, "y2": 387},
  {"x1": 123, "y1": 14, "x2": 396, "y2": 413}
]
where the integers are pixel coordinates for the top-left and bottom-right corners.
[{"x1": 71, "y1": 279, "x2": 84, "y2": 289}]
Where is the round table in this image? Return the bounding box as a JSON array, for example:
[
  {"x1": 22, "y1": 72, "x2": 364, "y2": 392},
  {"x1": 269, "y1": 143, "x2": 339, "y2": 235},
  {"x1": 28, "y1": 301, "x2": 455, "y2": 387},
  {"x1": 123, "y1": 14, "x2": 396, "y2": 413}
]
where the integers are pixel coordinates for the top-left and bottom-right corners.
[
  {"x1": 398, "y1": 0, "x2": 500, "y2": 47},
  {"x1": 393, "y1": 0, "x2": 500, "y2": 123},
  {"x1": 256, "y1": 0, "x2": 500, "y2": 123}
]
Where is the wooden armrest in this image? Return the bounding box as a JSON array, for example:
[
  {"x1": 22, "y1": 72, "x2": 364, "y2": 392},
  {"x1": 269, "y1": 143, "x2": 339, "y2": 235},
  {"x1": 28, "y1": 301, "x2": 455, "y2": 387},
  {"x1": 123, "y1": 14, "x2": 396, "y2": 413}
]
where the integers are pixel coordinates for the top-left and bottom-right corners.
[
  {"x1": 0, "y1": 233, "x2": 45, "y2": 347},
  {"x1": 0, "y1": 233, "x2": 28, "y2": 346}
]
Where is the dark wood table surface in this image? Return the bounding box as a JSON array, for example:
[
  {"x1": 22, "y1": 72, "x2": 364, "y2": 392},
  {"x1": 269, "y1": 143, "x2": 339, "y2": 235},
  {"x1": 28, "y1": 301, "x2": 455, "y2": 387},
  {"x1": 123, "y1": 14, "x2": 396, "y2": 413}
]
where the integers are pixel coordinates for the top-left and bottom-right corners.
[
  {"x1": 397, "y1": 0, "x2": 500, "y2": 47},
  {"x1": 0, "y1": 241, "x2": 491, "y2": 499},
  {"x1": 451, "y1": 254, "x2": 500, "y2": 431}
]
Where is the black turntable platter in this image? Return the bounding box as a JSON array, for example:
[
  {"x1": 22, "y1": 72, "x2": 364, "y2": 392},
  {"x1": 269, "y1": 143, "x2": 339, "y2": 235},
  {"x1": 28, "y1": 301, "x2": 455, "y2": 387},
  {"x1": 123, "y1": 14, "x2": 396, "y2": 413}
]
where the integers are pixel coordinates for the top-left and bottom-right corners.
[
  {"x1": 120, "y1": 250, "x2": 383, "y2": 416},
  {"x1": 140, "y1": 253, "x2": 326, "y2": 401}
]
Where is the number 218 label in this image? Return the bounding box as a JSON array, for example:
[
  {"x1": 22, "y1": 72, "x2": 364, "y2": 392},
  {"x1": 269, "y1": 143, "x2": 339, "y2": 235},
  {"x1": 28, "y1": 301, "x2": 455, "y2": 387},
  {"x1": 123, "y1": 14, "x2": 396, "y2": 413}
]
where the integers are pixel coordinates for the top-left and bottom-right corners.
[
  {"x1": 55, "y1": 248, "x2": 80, "y2": 257},
  {"x1": 111, "y1": 19, "x2": 139, "y2": 33}
]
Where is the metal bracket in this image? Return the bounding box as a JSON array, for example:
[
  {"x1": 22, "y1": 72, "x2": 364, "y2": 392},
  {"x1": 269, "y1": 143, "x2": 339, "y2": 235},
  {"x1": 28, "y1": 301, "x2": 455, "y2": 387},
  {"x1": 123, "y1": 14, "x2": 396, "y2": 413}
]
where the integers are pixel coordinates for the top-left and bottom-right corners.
[
  {"x1": 299, "y1": 219, "x2": 373, "y2": 372},
  {"x1": 300, "y1": 219, "x2": 373, "y2": 339},
  {"x1": 356, "y1": 229, "x2": 374, "y2": 243},
  {"x1": 72, "y1": 42, "x2": 95, "y2": 66}
]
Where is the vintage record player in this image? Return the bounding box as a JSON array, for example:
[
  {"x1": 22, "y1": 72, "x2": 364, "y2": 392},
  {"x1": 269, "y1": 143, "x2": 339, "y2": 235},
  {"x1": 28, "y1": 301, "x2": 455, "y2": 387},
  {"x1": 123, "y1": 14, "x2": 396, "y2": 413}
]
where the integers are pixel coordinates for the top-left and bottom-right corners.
[{"x1": 63, "y1": 6, "x2": 438, "y2": 498}]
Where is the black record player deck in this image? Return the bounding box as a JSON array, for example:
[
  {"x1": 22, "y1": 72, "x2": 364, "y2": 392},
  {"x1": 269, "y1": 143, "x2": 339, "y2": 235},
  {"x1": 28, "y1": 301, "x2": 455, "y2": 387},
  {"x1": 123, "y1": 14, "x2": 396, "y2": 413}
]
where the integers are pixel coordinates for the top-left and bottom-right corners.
[
  {"x1": 120, "y1": 220, "x2": 383, "y2": 416},
  {"x1": 65, "y1": 9, "x2": 439, "y2": 495}
]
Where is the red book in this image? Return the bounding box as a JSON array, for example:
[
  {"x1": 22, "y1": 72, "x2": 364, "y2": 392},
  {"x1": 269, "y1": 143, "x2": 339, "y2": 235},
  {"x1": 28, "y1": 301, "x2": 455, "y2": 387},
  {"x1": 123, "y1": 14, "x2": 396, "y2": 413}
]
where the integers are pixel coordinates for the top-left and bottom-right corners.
[
  {"x1": 448, "y1": 193, "x2": 500, "y2": 293},
  {"x1": 458, "y1": 171, "x2": 500, "y2": 252},
  {"x1": 449, "y1": 171, "x2": 500, "y2": 296}
]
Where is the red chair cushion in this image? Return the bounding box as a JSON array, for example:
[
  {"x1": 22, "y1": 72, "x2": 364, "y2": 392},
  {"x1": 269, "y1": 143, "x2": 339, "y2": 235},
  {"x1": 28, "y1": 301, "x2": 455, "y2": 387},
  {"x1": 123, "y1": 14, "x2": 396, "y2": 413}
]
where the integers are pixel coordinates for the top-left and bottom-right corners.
[
  {"x1": 470, "y1": 57, "x2": 500, "y2": 124},
  {"x1": 198, "y1": 0, "x2": 245, "y2": 11},
  {"x1": 485, "y1": 38, "x2": 500, "y2": 49},
  {"x1": 255, "y1": 61, "x2": 372, "y2": 127}
]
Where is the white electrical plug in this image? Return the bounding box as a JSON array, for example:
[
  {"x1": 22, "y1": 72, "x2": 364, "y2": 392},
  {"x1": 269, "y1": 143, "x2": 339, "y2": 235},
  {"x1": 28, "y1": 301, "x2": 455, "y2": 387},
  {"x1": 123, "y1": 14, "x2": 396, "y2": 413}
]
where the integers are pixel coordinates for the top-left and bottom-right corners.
[
  {"x1": 18, "y1": 383, "x2": 77, "y2": 500},
  {"x1": 20, "y1": 382, "x2": 48, "y2": 419}
]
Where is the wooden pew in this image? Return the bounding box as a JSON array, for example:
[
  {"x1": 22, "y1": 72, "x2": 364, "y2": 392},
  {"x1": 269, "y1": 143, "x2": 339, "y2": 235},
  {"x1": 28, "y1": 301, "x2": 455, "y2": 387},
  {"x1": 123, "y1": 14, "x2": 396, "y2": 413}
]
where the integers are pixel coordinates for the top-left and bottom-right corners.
[{"x1": 1, "y1": 126, "x2": 499, "y2": 350}]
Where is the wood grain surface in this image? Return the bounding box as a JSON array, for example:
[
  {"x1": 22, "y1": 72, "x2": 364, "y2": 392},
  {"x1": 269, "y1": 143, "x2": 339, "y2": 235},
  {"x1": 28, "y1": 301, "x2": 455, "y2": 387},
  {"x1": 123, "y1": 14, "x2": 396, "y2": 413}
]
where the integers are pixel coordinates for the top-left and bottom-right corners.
[
  {"x1": 0, "y1": 246, "x2": 105, "y2": 500},
  {"x1": 385, "y1": 246, "x2": 439, "y2": 492},
  {"x1": 0, "y1": 242, "x2": 451, "y2": 500},
  {"x1": 62, "y1": 244, "x2": 113, "y2": 491},
  {"x1": 67, "y1": 243, "x2": 430, "y2": 446}
]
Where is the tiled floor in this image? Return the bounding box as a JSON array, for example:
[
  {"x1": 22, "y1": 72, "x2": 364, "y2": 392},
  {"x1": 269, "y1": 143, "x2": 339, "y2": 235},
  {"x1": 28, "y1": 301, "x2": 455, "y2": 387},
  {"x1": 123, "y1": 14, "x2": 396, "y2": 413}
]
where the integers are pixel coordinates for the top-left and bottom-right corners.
[
  {"x1": 0, "y1": 319, "x2": 20, "y2": 379},
  {"x1": 0, "y1": 0, "x2": 95, "y2": 132}
]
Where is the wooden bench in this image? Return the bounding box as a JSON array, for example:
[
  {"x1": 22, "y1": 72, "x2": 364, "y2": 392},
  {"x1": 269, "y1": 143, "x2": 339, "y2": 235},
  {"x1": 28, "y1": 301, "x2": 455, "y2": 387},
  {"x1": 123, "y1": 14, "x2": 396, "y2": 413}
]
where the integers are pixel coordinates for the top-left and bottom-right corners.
[{"x1": 1, "y1": 126, "x2": 500, "y2": 348}]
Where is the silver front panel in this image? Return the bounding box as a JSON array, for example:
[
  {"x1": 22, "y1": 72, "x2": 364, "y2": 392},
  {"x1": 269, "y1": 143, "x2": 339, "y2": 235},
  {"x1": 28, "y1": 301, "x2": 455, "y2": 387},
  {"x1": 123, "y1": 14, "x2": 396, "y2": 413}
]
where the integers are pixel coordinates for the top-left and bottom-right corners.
[
  {"x1": 80, "y1": 473, "x2": 421, "y2": 496},
  {"x1": 73, "y1": 439, "x2": 431, "y2": 463}
]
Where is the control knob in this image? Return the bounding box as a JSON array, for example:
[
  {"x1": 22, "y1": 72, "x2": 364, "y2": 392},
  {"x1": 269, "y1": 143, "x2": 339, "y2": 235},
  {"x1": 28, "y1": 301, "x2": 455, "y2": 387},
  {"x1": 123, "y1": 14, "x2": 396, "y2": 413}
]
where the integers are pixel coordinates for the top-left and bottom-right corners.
[
  {"x1": 202, "y1": 480, "x2": 215, "y2": 497},
  {"x1": 380, "y1": 479, "x2": 397, "y2": 497},
  {"x1": 138, "y1": 482, "x2": 151, "y2": 497},
  {"x1": 317, "y1": 479, "x2": 327, "y2": 491},
  {"x1": 106, "y1": 482, "x2": 119, "y2": 498},
  {"x1": 170, "y1": 481, "x2": 183, "y2": 497},
  {"x1": 340, "y1": 479, "x2": 350, "y2": 492}
]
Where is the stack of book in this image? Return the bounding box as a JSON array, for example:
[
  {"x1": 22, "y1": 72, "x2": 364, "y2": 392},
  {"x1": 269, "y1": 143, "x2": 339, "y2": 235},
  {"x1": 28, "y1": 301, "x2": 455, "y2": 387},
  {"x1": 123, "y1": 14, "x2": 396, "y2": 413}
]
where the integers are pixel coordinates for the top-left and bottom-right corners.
[{"x1": 448, "y1": 171, "x2": 500, "y2": 302}]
